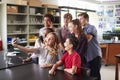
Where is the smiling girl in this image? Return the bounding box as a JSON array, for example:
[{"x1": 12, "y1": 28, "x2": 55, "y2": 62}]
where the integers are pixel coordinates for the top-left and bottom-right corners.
[{"x1": 11, "y1": 32, "x2": 63, "y2": 68}]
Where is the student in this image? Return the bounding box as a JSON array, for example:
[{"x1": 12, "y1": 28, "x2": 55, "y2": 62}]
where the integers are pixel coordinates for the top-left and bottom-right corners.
[
  {"x1": 12, "y1": 32, "x2": 63, "y2": 68},
  {"x1": 34, "y1": 27, "x2": 55, "y2": 49},
  {"x1": 49, "y1": 34, "x2": 81, "y2": 75},
  {"x1": 39, "y1": 14, "x2": 55, "y2": 36},
  {"x1": 78, "y1": 12, "x2": 102, "y2": 80},
  {"x1": 56, "y1": 13, "x2": 72, "y2": 49},
  {"x1": 68, "y1": 19, "x2": 87, "y2": 66},
  {"x1": 23, "y1": 28, "x2": 54, "y2": 63}
]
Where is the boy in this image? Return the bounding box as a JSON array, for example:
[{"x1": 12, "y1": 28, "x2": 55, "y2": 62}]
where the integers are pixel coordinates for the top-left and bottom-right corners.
[
  {"x1": 78, "y1": 12, "x2": 102, "y2": 80},
  {"x1": 49, "y1": 34, "x2": 81, "y2": 75},
  {"x1": 56, "y1": 13, "x2": 72, "y2": 50}
]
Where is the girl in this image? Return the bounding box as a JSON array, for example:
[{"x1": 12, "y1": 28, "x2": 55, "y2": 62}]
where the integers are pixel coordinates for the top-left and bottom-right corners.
[
  {"x1": 68, "y1": 19, "x2": 88, "y2": 66},
  {"x1": 12, "y1": 32, "x2": 63, "y2": 68},
  {"x1": 56, "y1": 13, "x2": 72, "y2": 50},
  {"x1": 23, "y1": 28, "x2": 54, "y2": 63}
]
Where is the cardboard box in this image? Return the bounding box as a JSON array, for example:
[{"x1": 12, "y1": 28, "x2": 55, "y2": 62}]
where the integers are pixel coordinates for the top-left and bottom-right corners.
[
  {"x1": 27, "y1": 0, "x2": 42, "y2": 7},
  {"x1": 14, "y1": 0, "x2": 27, "y2": 5},
  {"x1": 42, "y1": 4, "x2": 58, "y2": 8},
  {"x1": 14, "y1": 0, "x2": 22, "y2": 4},
  {"x1": 7, "y1": 6, "x2": 18, "y2": 13},
  {"x1": 21, "y1": 0, "x2": 27, "y2": 5}
]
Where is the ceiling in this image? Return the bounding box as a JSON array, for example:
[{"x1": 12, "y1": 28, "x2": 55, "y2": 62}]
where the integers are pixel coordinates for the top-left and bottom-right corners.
[{"x1": 79, "y1": 0, "x2": 120, "y2": 4}]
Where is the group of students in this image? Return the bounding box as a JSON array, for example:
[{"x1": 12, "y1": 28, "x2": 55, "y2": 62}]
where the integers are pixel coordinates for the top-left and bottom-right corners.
[{"x1": 11, "y1": 13, "x2": 102, "y2": 80}]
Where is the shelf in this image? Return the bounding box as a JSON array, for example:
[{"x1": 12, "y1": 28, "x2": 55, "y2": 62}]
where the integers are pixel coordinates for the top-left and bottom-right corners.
[
  {"x1": 7, "y1": 23, "x2": 27, "y2": 25},
  {"x1": 54, "y1": 15, "x2": 60, "y2": 17},
  {"x1": 53, "y1": 23, "x2": 60, "y2": 25},
  {"x1": 29, "y1": 5, "x2": 44, "y2": 8},
  {"x1": 7, "y1": 13, "x2": 27, "y2": 15},
  {"x1": 8, "y1": 41, "x2": 27, "y2": 45},
  {"x1": 29, "y1": 32, "x2": 39, "y2": 34},
  {"x1": 29, "y1": 23, "x2": 43, "y2": 25},
  {"x1": 7, "y1": 3, "x2": 27, "y2": 6},
  {"x1": 29, "y1": 41, "x2": 36, "y2": 43},
  {"x1": 29, "y1": 14, "x2": 44, "y2": 17},
  {"x1": 103, "y1": 32, "x2": 120, "y2": 34},
  {"x1": 29, "y1": 29, "x2": 39, "y2": 34},
  {"x1": 8, "y1": 33, "x2": 28, "y2": 35}
]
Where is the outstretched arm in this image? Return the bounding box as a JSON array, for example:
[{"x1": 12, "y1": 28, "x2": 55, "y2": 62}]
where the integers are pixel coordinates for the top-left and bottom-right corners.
[{"x1": 11, "y1": 38, "x2": 37, "y2": 53}]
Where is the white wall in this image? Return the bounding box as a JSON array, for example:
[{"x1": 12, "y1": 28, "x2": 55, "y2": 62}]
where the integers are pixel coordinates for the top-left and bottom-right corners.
[
  {"x1": 5, "y1": 0, "x2": 97, "y2": 11},
  {"x1": 41, "y1": 0, "x2": 58, "y2": 5},
  {"x1": 40, "y1": 0, "x2": 97, "y2": 11},
  {"x1": 58, "y1": 0, "x2": 97, "y2": 10},
  {"x1": 0, "y1": 3, "x2": 7, "y2": 50}
]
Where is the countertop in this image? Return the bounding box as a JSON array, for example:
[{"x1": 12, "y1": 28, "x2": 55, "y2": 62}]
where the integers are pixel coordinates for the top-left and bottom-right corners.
[
  {"x1": 0, "y1": 50, "x2": 30, "y2": 70},
  {"x1": 99, "y1": 40, "x2": 120, "y2": 44},
  {"x1": 0, "y1": 63, "x2": 96, "y2": 80}
]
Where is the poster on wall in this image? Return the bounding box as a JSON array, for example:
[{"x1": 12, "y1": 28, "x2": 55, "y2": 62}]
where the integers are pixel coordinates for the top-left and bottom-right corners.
[
  {"x1": 115, "y1": 5, "x2": 120, "y2": 8},
  {"x1": 115, "y1": 9, "x2": 120, "y2": 16},
  {"x1": 106, "y1": 17, "x2": 114, "y2": 29},
  {"x1": 116, "y1": 17, "x2": 120, "y2": 24},
  {"x1": 97, "y1": 6, "x2": 104, "y2": 16},
  {"x1": 106, "y1": 6, "x2": 114, "y2": 17},
  {"x1": 98, "y1": 18, "x2": 106, "y2": 29},
  {"x1": 115, "y1": 5, "x2": 120, "y2": 16}
]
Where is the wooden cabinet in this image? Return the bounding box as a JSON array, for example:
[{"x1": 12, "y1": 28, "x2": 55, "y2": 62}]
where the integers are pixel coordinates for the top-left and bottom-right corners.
[
  {"x1": 100, "y1": 43, "x2": 120, "y2": 65},
  {"x1": 100, "y1": 43, "x2": 108, "y2": 65}
]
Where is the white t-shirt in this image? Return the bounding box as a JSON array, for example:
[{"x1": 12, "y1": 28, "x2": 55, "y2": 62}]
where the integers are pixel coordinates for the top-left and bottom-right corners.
[{"x1": 35, "y1": 47, "x2": 63, "y2": 67}]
